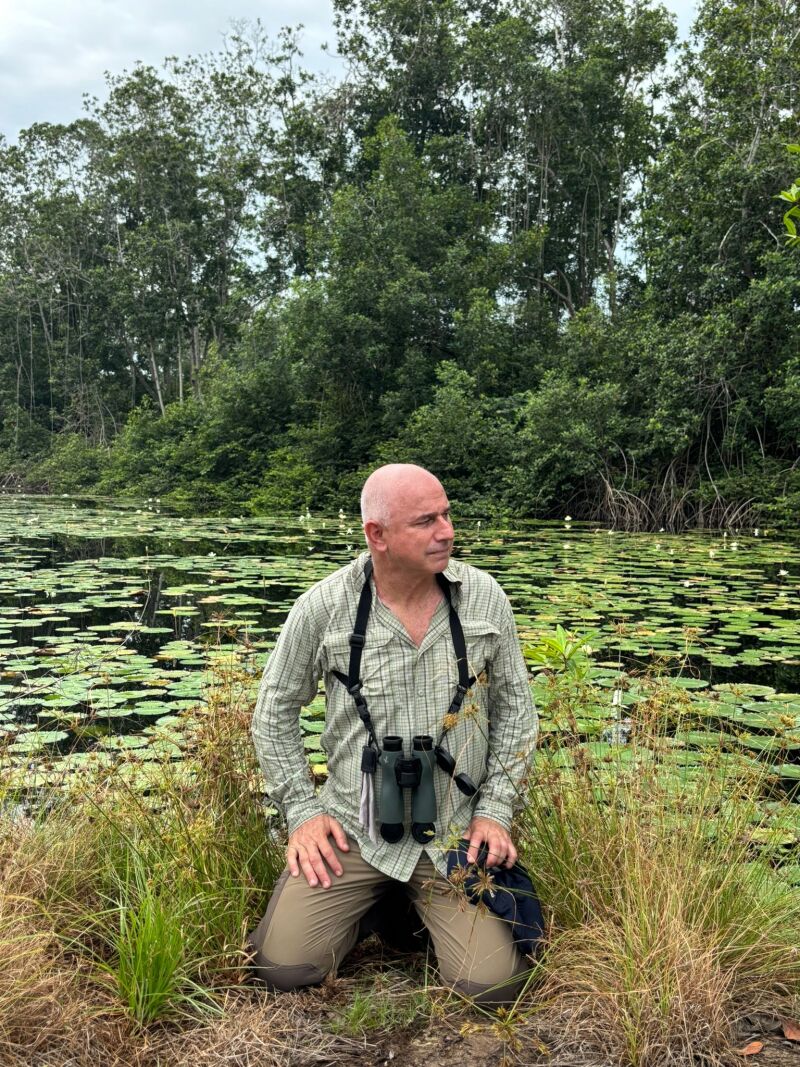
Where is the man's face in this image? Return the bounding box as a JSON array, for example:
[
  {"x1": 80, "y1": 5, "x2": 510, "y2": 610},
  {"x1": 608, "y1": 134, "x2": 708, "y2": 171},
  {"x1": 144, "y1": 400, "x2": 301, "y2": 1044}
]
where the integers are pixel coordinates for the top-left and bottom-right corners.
[{"x1": 382, "y1": 479, "x2": 454, "y2": 575}]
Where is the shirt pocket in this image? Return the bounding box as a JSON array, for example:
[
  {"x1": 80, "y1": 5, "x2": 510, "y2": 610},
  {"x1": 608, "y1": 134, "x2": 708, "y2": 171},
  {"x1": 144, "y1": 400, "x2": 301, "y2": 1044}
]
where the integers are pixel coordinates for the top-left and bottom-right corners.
[
  {"x1": 320, "y1": 625, "x2": 396, "y2": 689},
  {"x1": 460, "y1": 620, "x2": 501, "y2": 684}
]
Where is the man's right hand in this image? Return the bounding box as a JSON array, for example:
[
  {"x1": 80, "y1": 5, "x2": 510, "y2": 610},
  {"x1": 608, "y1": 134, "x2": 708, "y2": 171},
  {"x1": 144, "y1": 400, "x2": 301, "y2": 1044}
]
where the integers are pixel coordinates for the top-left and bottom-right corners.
[{"x1": 287, "y1": 814, "x2": 350, "y2": 888}]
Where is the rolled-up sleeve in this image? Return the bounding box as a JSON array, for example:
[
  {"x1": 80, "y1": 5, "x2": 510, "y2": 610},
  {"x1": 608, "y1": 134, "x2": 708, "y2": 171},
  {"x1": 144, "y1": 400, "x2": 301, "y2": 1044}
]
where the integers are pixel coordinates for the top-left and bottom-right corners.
[
  {"x1": 472, "y1": 599, "x2": 537, "y2": 830},
  {"x1": 251, "y1": 596, "x2": 325, "y2": 834}
]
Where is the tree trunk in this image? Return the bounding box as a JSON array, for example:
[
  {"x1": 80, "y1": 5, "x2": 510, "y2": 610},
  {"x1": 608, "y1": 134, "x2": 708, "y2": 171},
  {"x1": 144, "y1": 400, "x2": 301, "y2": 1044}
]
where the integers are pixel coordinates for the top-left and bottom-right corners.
[{"x1": 149, "y1": 345, "x2": 166, "y2": 416}]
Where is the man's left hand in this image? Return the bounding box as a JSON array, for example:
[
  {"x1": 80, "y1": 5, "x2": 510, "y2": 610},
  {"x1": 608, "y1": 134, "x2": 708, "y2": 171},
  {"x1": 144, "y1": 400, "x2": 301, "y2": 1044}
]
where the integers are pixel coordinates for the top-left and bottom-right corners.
[{"x1": 465, "y1": 816, "x2": 517, "y2": 869}]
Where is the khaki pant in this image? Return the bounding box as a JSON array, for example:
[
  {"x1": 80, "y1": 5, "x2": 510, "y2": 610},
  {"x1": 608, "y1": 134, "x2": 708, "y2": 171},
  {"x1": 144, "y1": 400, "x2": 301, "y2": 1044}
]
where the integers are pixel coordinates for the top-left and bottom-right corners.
[{"x1": 247, "y1": 840, "x2": 529, "y2": 1006}]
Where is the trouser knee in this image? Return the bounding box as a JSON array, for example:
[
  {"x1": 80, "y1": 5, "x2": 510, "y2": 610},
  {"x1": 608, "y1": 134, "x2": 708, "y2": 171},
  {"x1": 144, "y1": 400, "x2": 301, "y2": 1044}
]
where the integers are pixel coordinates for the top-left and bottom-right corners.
[
  {"x1": 245, "y1": 934, "x2": 329, "y2": 992},
  {"x1": 451, "y1": 974, "x2": 527, "y2": 1008}
]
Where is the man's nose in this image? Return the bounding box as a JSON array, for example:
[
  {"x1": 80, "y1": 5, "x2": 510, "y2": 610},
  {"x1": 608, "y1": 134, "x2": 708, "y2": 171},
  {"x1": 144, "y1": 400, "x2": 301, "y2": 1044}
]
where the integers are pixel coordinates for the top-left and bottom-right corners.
[{"x1": 436, "y1": 514, "x2": 454, "y2": 539}]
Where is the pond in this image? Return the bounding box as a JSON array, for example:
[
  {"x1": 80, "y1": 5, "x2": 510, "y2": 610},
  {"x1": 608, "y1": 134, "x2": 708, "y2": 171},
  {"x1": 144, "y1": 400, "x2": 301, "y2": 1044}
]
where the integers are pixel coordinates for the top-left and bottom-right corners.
[{"x1": 1, "y1": 495, "x2": 799, "y2": 815}]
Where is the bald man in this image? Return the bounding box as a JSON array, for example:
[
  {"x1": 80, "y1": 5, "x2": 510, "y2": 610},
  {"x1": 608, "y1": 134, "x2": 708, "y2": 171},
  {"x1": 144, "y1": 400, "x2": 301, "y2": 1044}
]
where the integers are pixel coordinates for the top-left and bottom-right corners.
[{"x1": 248, "y1": 465, "x2": 537, "y2": 1004}]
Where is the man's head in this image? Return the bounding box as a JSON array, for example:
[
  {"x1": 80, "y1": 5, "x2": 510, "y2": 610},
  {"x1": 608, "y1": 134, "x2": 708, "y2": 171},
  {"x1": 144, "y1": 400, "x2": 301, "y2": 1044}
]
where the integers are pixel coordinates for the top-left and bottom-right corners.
[{"x1": 361, "y1": 464, "x2": 454, "y2": 576}]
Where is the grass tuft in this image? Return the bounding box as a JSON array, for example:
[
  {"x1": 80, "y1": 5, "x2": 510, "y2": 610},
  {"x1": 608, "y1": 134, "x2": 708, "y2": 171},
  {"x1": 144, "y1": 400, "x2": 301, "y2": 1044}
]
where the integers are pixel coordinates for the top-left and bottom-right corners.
[{"x1": 517, "y1": 674, "x2": 800, "y2": 1065}]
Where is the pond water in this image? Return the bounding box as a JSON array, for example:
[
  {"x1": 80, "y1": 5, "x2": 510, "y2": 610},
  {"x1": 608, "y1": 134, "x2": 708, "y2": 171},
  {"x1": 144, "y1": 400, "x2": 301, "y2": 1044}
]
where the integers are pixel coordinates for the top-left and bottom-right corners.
[{"x1": 1, "y1": 495, "x2": 799, "y2": 820}]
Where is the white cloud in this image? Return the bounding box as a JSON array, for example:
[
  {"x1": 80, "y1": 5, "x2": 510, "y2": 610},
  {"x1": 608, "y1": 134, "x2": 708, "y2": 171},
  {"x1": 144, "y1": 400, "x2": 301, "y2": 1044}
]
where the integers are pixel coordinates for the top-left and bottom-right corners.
[
  {"x1": 0, "y1": 0, "x2": 341, "y2": 142},
  {"x1": 0, "y1": 0, "x2": 699, "y2": 145}
]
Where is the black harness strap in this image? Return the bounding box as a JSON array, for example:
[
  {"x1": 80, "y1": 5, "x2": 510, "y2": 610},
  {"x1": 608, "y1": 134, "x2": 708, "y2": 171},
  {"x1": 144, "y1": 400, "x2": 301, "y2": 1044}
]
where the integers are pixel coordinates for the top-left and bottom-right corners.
[
  {"x1": 332, "y1": 558, "x2": 380, "y2": 755},
  {"x1": 332, "y1": 559, "x2": 476, "y2": 762},
  {"x1": 435, "y1": 571, "x2": 475, "y2": 716}
]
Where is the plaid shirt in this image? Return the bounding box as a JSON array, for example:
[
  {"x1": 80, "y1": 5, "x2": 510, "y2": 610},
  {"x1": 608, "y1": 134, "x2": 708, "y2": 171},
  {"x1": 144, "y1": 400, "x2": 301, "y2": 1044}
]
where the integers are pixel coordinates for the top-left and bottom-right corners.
[{"x1": 251, "y1": 551, "x2": 537, "y2": 881}]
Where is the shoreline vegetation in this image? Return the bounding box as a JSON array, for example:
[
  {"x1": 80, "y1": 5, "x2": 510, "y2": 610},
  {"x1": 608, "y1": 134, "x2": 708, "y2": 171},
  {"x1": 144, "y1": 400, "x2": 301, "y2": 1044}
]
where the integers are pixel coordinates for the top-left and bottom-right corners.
[
  {"x1": 2, "y1": 640, "x2": 799, "y2": 1066},
  {"x1": 1, "y1": 0, "x2": 798, "y2": 531}
]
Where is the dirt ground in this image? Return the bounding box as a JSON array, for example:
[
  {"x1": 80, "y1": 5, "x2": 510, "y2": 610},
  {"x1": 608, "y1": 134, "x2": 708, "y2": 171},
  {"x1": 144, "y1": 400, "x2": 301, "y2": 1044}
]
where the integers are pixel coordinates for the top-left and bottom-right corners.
[
  {"x1": 321, "y1": 1017, "x2": 800, "y2": 1067},
  {"x1": 19, "y1": 941, "x2": 800, "y2": 1067}
]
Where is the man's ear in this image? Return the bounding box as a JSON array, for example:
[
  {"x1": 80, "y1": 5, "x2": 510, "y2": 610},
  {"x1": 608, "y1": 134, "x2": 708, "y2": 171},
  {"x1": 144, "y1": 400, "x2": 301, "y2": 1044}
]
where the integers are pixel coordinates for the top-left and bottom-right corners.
[{"x1": 364, "y1": 519, "x2": 387, "y2": 554}]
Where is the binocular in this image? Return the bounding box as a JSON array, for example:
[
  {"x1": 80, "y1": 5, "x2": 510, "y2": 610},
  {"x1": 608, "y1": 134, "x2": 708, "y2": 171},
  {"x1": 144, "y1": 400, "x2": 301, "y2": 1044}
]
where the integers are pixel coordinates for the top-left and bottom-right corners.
[
  {"x1": 378, "y1": 734, "x2": 479, "y2": 844},
  {"x1": 378, "y1": 735, "x2": 437, "y2": 844}
]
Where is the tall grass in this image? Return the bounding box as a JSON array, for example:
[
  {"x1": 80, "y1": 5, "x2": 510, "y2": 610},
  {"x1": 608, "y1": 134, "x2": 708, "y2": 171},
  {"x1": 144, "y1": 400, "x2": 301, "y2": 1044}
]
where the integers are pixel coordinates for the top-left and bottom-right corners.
[
  {"x1": 1, "y1": 650, "x2": 798, "y2": 1065},
  {"x1": 0, "y1": 891, "x2": 73, "y2": 1055},
  {"x1": 516, "y1": 673, "x2": 800, "y2": 1065},
  {"x1": 107, "y1": 849, "x2": 196, "y2": 1025},
  {"x1": 0, "y1": 659, "x2": 284, "y2": 1052}
]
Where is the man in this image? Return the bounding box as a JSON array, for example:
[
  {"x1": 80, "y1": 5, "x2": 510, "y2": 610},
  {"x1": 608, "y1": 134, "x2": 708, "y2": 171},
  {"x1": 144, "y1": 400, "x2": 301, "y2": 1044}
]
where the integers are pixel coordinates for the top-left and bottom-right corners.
[{"x1": 248, "y1": 464, "x2": 537, "y2": 1004}]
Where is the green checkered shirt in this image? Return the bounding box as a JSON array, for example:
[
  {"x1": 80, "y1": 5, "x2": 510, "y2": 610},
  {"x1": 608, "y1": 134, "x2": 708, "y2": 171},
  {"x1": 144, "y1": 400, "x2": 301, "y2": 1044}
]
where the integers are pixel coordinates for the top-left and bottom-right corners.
[{"x1": 251, "y1": 551, "x2": 537, "y2": 881}]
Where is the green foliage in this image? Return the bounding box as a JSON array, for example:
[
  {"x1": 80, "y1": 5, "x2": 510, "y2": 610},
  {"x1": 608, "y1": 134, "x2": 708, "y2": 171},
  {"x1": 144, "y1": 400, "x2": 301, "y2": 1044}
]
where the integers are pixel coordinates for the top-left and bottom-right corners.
[
  {"x1": 331, "y1": 974, "x2": 433, "y2": 1035},
  {"x1": 508, "y1": 373, "x2": 627, "y2": 512},
  {"x1": 1, "y1": 0, "x2": 798, "y2": 527},
  {"x1": 519, "y1": 675, "x2": 800, "y2": 1062},
  {"x1": 524, "y1": 625, "x2": 597, "y2": 681},
  {"x1": 27, "y1": 435, "x2": 109, "y2": 492},
  {"x1": 380, "y1": 362, "x2": 517, "y2": 509},
  {"x1": 778, "y1": 144, "x2": 800, "y2": 247},
  {"x1": 105, "y1": 851, "x2": 202, "y2": 1026},
  {"x1": 250, "y1": 442, "x2": 323, "y2": 514}
]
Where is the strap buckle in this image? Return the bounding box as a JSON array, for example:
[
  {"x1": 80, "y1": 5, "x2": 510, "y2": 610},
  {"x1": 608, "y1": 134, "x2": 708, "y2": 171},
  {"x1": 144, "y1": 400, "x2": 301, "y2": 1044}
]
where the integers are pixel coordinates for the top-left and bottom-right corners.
[{"x1": 349, "y1": 632, "x2": 366, "y2": 648}]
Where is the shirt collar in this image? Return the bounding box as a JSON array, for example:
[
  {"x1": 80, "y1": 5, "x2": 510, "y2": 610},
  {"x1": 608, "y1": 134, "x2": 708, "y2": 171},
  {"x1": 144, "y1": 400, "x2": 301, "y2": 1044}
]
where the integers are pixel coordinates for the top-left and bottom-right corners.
[{"x1": 351, "y1": 551, "x2": 463, "y2": 590}]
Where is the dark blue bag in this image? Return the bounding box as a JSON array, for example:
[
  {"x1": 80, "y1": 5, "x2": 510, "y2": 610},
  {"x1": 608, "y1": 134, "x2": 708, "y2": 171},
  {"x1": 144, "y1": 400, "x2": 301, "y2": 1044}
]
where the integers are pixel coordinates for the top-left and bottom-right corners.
[{"x1": 446, "y1": 841, "x2": 545, "y2": 956}]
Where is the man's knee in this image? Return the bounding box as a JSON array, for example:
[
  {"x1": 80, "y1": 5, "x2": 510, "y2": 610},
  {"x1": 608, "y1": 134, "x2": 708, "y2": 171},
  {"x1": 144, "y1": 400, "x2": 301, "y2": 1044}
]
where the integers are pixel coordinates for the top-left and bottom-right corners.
[
  {"x1": 245, "y1": 933, "x2": 330, "y2": 992},
  {"x1": 450, "y1": 972, "x2": 527, "y2": 1007}
]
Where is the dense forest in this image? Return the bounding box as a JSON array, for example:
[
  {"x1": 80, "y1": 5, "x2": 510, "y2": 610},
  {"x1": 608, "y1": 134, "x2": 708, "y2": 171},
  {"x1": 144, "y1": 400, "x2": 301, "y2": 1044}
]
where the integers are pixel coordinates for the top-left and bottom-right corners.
[{"x1": 0, "y1": 0, "x2": 797, "y2": 528}]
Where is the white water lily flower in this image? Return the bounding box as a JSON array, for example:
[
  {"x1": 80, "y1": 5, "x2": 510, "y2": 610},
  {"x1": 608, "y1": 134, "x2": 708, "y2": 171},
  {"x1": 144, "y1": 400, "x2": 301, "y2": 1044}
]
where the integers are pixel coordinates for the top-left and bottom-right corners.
[
  {"x1": 779, "y1": 569, "x2": 789, "y2": 577},
  {"x1": 709, "y1": 549, "x2": 716, "y2": 557},
  {"x1": 683, "y1": 580, "x2": 691, "y2": 587},
  {"x1": 754, "y1": 528, "x2": 760, "y2": 536},
  {"x1": 564, "y1": 515, "x2": 572, "y2": 522}
]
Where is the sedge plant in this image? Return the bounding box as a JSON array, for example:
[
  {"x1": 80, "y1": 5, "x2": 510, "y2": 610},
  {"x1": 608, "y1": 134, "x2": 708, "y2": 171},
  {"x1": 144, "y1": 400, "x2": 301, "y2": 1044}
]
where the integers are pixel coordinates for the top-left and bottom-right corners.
[{"x1": 515, "y1": 661, "x2": 800, "y2": 1066}]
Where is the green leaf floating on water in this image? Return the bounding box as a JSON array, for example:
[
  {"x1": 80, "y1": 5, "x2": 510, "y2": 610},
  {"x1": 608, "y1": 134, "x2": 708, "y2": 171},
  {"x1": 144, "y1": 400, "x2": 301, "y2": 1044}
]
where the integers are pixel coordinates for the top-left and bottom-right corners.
[
  {"x1": 3, "y1": 498, "x2": 800, "y2": 801},
  {"x1": 712, "y1": 683, "x2": 776, "y2": 698},
  {"x1": 96, "y1": 735, "x2": 150, "y2": 751},
  {"x1": 300, "y1": 720, "x2": 325, "y2": 734},
  {"x1": 8, "y1": 730, "x2": 69, "y2": 752}
]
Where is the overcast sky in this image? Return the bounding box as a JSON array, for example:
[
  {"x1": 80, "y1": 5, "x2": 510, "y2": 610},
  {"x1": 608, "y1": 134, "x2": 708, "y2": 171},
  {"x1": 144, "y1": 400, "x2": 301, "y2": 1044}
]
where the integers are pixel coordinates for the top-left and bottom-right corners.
[{"x1": 0, "y1": 0, "x2": 698, "y2": 145}]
